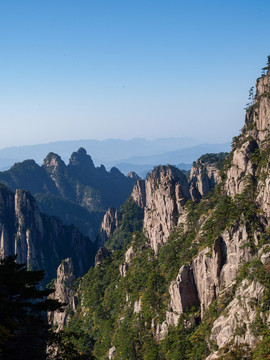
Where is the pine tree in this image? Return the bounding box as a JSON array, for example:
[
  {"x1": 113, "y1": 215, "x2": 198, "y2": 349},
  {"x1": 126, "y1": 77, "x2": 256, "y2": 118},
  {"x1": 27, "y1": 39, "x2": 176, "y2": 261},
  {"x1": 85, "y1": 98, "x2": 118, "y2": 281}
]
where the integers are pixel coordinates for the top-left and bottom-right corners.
[{"x1": 0, "y1": 256, "x2": 94, "y2": 360}]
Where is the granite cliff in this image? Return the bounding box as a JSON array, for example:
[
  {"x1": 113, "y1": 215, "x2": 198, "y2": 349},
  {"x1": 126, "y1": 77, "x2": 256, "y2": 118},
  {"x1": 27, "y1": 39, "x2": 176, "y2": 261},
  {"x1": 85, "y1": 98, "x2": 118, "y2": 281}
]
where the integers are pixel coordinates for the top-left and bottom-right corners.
[
  {"x1": 49, "y1": 58, "x2": 270, "y2": 359},
  {"x1": 0, "y1": 185, "x2": 94, "y2": 283}
]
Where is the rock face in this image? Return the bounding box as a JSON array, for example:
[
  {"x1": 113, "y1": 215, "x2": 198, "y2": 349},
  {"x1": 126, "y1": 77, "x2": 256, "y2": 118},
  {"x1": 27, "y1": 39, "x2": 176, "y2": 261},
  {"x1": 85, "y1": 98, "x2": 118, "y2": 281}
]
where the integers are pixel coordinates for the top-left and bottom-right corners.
[
  {"x1": 108, "y1": 346, "x2": 116, "y2": 359},
  {"x1": 99, "y1": 207, "x2": 121, "y2": 246},
  {"x1": 207, "y1": 280, "x2": 265, "y2": 360},
  {"x1": 131, "y1": 179, "x2": 146, "y2": 209},
  {"x1": 133, "y1": 298, "x2": 142, "y2": 314},
  {"x1": 167, "y1": 221, "x2": 252, "y2": 319},
  {"x1": 189, "y1": 157, "x2": 221, "y2": 201},
  {"x1": 127, "y1": 171, "x2": 140, "y2": 181},
  {"x1": 95, "y1": 247, "x2": 111, "y2": 266},
  {"x1": 119, "y1": 246, "x2": 135, "y2": 277},
  {"x1": 169, "y1": 265, "x2": 199, "y2": 314},
  {"x1": 47, "y1": 258, "x2": 78, "y2": 331},
  {"x1": 144, "y1": 166, "x2": 190, "y2": 253},
  {"x1": 58, "y1": 62, "x2": 270, "y2": 358},
  {"x1": 256, "y1": 163, "x2": 270, "y2": 223},
  {"x1": 224, "y1": 70, "x2": 270, "y2": 200},
  {"x1": 0, "y1": 187, "x2": 93, "y2": 283},
  {"x1": 225, "y1": 140, "x2": 258, "y2": 197},
  {"x1": 254, "y1": 71, "x2": 270, "y2": 131}
]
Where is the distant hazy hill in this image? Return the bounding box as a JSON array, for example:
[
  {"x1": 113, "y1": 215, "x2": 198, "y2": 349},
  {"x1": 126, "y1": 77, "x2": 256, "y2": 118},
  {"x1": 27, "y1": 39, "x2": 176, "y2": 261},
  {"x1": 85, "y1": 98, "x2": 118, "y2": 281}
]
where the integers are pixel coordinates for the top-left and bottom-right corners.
[
  {"x1": 0, "y1": 137, "x2": 199, "y2": 170},
  {"x1": 110, "y1": 143, "x2": 230, "y2": 176},
  {"x1": 0, "y1": 148, "x2": 136, "y2": 239}
]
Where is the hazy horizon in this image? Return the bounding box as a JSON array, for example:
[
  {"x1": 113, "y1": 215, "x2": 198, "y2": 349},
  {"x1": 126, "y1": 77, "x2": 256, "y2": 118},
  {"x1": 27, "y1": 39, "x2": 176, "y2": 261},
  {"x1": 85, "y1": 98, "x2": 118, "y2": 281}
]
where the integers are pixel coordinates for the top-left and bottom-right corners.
[
  {"x1": 0, "y1": 135, "x2": 227, "y2": 151},
  {"x1": 1, "y1": 1, "x2": 270, "y2": 148}
]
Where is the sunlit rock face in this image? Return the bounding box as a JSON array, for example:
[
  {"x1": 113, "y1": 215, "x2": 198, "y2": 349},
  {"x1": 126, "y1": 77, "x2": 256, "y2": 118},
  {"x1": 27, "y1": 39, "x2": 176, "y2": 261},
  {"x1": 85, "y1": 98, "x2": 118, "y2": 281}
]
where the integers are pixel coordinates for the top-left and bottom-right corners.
[
  {"x1": 47, "y1": 258, "x2": 78, "y2": 331},
  {"x1": 143, "y1": 165, "x2": 190, "y2": 253},
  {"x1": 99, "y1": 207, "x2": 121, "y2": 246},
  {"x1": 189, "y1": 160, "x2": 220, "y2": 201}
]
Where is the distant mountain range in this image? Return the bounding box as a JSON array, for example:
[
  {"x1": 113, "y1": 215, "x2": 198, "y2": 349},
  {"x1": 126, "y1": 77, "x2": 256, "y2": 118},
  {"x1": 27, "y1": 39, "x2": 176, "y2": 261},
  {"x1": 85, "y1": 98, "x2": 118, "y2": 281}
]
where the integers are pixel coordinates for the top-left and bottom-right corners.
[
  {"x1": 111, "y1": 143, "x2": 231, "y2": 176},
  {"x1": 0, "y1": 148, "x2": 136, "y2": 239},
  {"x1": 0, "y1": 138, "x2": 231, "y2": 177}
]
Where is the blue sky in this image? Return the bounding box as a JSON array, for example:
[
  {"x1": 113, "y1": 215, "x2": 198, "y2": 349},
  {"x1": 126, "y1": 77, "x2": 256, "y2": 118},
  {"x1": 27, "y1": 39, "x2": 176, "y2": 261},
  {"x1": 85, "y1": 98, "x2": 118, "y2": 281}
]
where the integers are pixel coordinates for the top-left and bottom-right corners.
[{"x1": 0, "y1": 0, "x2": 269, "y2": 148}]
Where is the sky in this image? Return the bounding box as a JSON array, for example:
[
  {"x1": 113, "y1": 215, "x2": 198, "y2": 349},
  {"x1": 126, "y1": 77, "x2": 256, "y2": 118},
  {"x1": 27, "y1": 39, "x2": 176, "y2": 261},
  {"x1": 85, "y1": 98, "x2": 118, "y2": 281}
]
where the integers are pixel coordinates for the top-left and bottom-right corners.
[{"x1": 0, "y1": 0, "x2": 270, "y2": 148}]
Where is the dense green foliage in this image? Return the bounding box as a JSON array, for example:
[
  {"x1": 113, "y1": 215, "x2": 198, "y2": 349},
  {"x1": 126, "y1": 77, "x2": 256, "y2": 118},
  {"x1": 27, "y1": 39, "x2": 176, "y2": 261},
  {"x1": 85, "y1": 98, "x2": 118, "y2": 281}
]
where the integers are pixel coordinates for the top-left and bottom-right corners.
[
  {"x1": 64, "y1": 104, "x2": 270, "y2": 359},
  {"x1": 0, "y1": 256, "x2": 91, "y2": 360},
  {"x1": 105, "y1": 199, "x2": 144, "y2": 250},
  {"x1": 194, "y1": 152, "x2": 229, "y2": 170},
  {"x1": 65, "y1": 166, "x2": 270, "y2": 358}
]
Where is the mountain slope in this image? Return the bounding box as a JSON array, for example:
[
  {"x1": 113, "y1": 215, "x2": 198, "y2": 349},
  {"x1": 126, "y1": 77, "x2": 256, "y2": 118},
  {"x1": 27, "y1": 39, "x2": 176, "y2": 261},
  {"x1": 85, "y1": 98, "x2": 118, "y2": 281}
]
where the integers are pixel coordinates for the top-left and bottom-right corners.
[
  {"x1": 0, "y1": 185, "x2": 94, "y2": 284},
  {"x1": 0, "y1": 148, "x2": 136, "y2": 238},
  {"x1": 57, "y1": 58, "x2": 270, "y2": 359}
]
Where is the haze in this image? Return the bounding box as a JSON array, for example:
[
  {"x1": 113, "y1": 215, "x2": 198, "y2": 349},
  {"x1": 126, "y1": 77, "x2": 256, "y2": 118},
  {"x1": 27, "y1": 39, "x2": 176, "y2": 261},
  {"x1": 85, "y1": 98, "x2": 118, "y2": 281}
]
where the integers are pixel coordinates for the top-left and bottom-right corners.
[{"x1": 0, "y1": 0, "x2": 270, "y2": 148}]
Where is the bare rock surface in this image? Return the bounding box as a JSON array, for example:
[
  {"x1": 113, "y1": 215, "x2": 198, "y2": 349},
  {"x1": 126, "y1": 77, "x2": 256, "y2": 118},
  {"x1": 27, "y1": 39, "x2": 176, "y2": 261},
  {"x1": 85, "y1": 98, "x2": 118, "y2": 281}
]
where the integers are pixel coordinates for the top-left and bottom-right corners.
[
  {"x1": 189, "y1": 161, "x2": 220, "y2": 201},
  {"x1": 99, "y1": 207, "x2": 121, "y2": 246},
  {"x1": 0, "y1": 187, "x2": 92, "y2": 283},
  {"x1": 47, "y1": 258, "x2": 78, "y2": 331},
  {"x1": 119, "y1": 246, "x2": 135, "y2": 277},
  {"x1": 191, "y1": 222, "x2": 252, "y2": 317},
  {"x1": 169, "y1": 265, "x2": 199, "y2": 314},
  {"x1": 207, "y1": 280, "x2": 265, "y2": 360},
  {"x1": 143, "y1": 166, "x2": 190, "y2": 253},
  {"x1": 131, "y1": 179, "x2": 146, "y2": 209}
]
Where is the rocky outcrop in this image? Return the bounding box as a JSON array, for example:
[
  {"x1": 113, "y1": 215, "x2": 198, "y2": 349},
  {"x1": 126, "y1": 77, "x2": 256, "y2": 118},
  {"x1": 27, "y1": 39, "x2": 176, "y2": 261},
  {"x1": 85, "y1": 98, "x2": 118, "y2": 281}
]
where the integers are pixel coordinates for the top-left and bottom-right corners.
[
  {"x1": 152, "y1": 311, "x2": 181, "y2": 341},
  {"x1": 189, "y1": 158, "x2": 221, "y2": 201},
  {"x1": 169, "y1": 265, "x2": 199, "y2": 314},
  {"x1": 0, "y1": 187, "x2": 93, "y2": 283},
  {"x1": 127, "y1": 171, "x2": 140, "y2": 181},
  {"x1": 207, "y1": 280, "x2": 265, "y2": 360},
  {"x1": 225, "y1": 140, "x2": 258, "y2": 197},
  {"x1": 253, "y1": 71, "x2": 270, "y2": 131},
  {"x1": 131, "y1": 179, "x2": 146, "y2": 209},
  {"x1": 144, "y1": 166, "x2": 190, "y2": 253},
  {"x1": 134, "y1": 298, "x2": 142, "y2": 314},
  {"x1": 119, "y1": 246, "x2": 135, "y2": 277},
  {"x1": 257, "y1": 175, "x2": 270, "y2": 223},
  {"x1": 47, "y1": 258, "x2": 78, "y2": 331},
  {"x1": 192, "y1": 221, "x2": 252, "y2": 317},
  {"x1": 165, "y1": 221, "x2": 252, "y2": 320},
  {"x1": 95, "y1": 247, "x2": 111, "y2": 266},
  {"x1": 99, "y1": 207, "x2": 121, "y2": 246},
  {"x1": 108, "y1": 346, "x2": 116, "y2": 359}
]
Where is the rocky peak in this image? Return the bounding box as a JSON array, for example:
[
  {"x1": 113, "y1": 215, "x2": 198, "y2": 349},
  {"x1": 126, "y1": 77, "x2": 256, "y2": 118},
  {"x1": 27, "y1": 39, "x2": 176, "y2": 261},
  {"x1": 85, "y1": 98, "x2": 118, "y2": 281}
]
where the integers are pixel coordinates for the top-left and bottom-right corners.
[
  {"x1": 43, "y1": 152, "x2": 66, "y2": 175},
  {"x1": 131, "y1": 179, "x2": 146, "y2": 209},
  {"x1": 126, "y1": 171, "x2": 140, "y2": 180},
  {"x1": 110, "y1": 167, "x2": 123, "y2": 177},
  {"x1": 99, "y1": 207, "x2": 121, "y2": 246},
  {"x1": 253, "y1": 65, "x2": 270, "y2": 132},
  {"x1": 68, "y1": 147, "x2": 95, "y2": 169},
  {"x1": 224, "y1": 64, "x2": 270, "y2": 200},
  {"x1": 189, "y1": 153, "x2": 225, "y2": 201},
  {"x1": 47, "y1": 258, "x2": 77, "y2": 331},
  {"x1": 144, "y1": 165, "x2": 190, "y2": 253}
]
